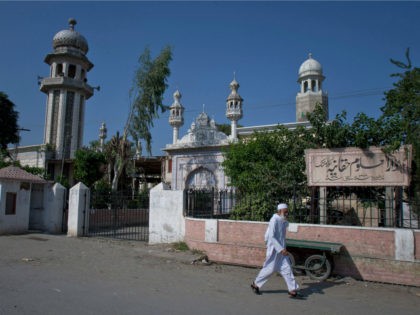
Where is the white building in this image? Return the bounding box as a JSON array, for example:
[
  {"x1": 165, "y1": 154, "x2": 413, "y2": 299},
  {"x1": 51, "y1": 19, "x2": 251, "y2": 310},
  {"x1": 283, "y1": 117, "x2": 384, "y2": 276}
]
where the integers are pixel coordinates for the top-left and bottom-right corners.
[
  {"x1": 164, "y1": 88, "x2": 236, "y2": 190},
  {"x1": 164, "y1": 54, "x2": 329, "y2": 190},
  {"x1": 0, "y1": 166, "x2": 65, "y2": 234}
]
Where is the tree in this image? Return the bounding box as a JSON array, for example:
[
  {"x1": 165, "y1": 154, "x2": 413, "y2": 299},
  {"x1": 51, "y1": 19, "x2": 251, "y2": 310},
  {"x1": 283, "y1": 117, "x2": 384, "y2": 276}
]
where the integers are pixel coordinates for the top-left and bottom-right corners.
[
  {"x1": 223, "y1": 124, "x2": 313, "y2": 221},
  {"x1": 380, "y1": 48, "x2": 420, "y2": 207},
  {"x1": 73, "y1": 148, "x2": 106, "y2": 188},
  {"x1": 107, "y1": 46, "x2": 172, "y2": 192},
  {"x1": 216, "y1": 123, "x2": 243, "y2": 136},
  {"x1": 0, "y1": 92, "x2": 20, "y2": 157},
  {"x1": 223, "y1": 100, "x2": 416, "y2": 221},
  {"x1": 103, "y1": 132, "x2": 133, "y2": 191},
  {"x1": 128, "y1": 46, "x2": 172, "y2": 155}
]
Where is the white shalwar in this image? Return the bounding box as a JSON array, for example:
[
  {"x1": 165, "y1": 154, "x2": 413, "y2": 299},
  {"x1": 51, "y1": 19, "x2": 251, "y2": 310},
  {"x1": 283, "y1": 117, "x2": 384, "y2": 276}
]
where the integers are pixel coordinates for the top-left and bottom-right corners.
[{"x1": 254, "y1": 213, "x2": 299, "y2": 292}]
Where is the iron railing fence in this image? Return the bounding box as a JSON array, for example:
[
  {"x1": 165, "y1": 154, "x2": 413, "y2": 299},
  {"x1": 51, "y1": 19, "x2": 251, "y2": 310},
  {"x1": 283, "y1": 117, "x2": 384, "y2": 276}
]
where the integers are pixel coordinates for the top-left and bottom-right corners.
[
  {"x1": 184, "y1": 187, "x2": 419, "y2": 229},
  {"x1": 88, "y1": 191, "x2": 149, "y2": 241},
  {"x1": 184, "y1": 188, "x2": 235, "y2": 219}
]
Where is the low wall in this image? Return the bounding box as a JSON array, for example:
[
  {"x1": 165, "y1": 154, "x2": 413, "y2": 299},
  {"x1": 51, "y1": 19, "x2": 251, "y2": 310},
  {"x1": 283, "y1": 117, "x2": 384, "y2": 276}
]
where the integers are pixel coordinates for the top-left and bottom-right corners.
[{"x1": 184, "y1": 218, "x2": 420, "y2": 287}]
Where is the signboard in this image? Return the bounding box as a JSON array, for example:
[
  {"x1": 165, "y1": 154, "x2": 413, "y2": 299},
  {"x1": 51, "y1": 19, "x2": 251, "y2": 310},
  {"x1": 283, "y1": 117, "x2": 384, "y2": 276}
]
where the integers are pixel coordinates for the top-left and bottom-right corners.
[{"x1": 305, "y1": 146, "x2": 412, "y2": 187}]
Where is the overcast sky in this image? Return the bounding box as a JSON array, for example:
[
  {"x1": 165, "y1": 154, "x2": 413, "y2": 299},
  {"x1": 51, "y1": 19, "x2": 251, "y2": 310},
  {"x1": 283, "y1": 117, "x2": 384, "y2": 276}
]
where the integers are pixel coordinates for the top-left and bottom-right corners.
[{"x1": 1, "y1": 1, "x2": 419, "y2": 156}]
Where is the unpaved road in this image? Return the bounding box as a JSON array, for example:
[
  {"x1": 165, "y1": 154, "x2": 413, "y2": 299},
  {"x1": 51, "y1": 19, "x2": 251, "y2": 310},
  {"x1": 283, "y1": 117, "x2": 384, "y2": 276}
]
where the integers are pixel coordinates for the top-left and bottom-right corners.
[{"x1": 0, "y1": 233, "x2": 419, "y2": 315}]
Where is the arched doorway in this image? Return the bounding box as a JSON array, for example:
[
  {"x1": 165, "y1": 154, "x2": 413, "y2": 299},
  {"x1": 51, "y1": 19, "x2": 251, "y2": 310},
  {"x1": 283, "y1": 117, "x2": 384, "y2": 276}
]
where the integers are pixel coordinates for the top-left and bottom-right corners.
[{"x1": 185, "y1": 167, "x2": 216, "y2": 189}]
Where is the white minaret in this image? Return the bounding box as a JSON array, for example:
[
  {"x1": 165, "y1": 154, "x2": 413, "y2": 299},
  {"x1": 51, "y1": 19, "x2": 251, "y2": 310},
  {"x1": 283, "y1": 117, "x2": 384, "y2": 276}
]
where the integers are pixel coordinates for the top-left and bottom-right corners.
[
  {"x1": 226, "y1": 75, "x2": 243, "y2": 140},
  {"x1": 296, "y1": 53, "x2": 328, "y2": 122},
  {"x1": 40, "y1": 18, "x2": 95, "y2": 159},
  {"x1": 99, "y1": 122, "x2": 107, "y2": 152},
  {"x1": 169, "y1": 90, "x2": 184, "y2": 144}
]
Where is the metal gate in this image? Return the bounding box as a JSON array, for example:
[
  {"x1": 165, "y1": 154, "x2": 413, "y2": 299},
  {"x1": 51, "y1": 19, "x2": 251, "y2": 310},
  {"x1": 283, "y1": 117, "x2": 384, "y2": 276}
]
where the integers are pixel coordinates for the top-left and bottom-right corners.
[
  {"x1": 87, "y1": 191, "x2": 149, "y2": 241},
  {"x1": 29, "y1": 184, "x2": 45, "y2": 230}
]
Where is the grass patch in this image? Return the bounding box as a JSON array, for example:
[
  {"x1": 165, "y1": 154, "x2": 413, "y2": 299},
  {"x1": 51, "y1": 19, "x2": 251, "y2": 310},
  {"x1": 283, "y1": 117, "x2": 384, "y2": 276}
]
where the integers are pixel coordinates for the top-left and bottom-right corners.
[{"x1": 172, "y1": 241, "x2": 189, "y2": 251}]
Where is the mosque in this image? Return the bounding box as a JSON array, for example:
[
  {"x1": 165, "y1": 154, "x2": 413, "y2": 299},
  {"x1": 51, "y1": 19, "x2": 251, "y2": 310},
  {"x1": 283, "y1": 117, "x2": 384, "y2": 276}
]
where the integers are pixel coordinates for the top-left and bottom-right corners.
[
  {"x1": 163, "y1": 54, "x2": 329, "y2": 190},
  {"x1": 10, "y1": 19, "x2": 329, "y2": 190}
]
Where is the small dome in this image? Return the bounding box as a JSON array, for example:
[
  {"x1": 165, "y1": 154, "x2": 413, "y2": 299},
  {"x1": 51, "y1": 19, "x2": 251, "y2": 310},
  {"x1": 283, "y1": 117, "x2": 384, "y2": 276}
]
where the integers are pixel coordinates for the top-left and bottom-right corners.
[
  {"x1": 230, "y1": 78, "x2": 239, "y2": 89},
  {"x1": 173, "y1": 89, "x2": 181, "y2": 100},
  {"x1": 298, "y1": 53, "x2": 322, "y2": 78},
  {"x1": 53, "y1": 18, "x2": 89, "y2": 54}
]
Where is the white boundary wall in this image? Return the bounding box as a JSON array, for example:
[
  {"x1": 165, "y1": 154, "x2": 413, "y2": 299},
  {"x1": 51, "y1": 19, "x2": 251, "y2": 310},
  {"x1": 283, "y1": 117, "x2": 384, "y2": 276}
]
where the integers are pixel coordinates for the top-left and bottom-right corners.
[{"x1": 149, "y1": 183, "x2": 185, "y2": 244}]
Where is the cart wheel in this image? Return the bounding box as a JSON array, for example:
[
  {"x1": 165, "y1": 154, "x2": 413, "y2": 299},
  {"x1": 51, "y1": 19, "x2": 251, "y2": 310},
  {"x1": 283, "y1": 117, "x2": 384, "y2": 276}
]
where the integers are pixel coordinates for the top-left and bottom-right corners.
[
  {"x1": 288, "y1": 252, "x2": 296, "y2": 267},
  {"x1": 288, "y1": 252, "x2": 303, "y2": 275},
  {"x1": 304, "y1": 254, "x2": 331, "y2": 281}
]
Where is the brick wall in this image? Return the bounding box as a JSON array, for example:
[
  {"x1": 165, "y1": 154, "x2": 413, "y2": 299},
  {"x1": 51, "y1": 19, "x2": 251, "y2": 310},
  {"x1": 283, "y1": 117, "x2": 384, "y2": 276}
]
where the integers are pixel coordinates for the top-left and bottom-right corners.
[{"x1": 184, "y1": 218, "x2": 420, "y2": 286}]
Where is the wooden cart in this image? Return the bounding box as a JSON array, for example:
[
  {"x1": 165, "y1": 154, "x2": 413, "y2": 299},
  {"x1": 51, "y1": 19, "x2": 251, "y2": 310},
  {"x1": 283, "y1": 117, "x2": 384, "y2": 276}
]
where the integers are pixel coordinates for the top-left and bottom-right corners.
[{"x1": 286, "y1": 238, "x2": 343, "y2": 281}]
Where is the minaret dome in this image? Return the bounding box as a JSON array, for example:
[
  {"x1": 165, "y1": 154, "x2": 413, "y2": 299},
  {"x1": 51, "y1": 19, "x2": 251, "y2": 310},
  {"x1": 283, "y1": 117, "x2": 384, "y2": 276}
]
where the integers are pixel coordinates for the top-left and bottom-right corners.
[
  {"x1": 169, "y1": 89, "x2": 184, "y2": 144},
  {"x1": 296, "y1": 53, "x2": 328, "y2": 122},
  {"x1": 226, "y1": 75, "x2": 243, "y2": 140}
]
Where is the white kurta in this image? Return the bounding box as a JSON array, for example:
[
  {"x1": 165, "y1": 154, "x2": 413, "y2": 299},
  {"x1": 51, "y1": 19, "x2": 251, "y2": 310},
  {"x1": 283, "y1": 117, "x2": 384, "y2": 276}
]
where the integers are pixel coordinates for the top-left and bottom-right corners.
[{"x1": 254, "y1": 213, "x2": 299, "y2": 292}]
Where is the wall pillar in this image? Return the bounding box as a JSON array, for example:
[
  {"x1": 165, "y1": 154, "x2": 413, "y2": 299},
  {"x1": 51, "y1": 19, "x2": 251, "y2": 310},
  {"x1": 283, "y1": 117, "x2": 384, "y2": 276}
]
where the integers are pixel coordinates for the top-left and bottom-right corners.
[
  {"x1": 149, "y1": 183, "x2": 185, "y2": 244},
  {"x1": 67, "y1": 182, "x2": 90, "y2": 237},
  {"x1": 43, "y1": 183, "x2": 66, "y2": 233}
]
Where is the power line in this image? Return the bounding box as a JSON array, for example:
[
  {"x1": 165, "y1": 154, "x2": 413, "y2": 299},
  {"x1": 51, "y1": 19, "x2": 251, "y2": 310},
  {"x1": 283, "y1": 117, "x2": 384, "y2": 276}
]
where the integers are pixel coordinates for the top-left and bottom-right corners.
[{"x1": 181, "y1": 87, "x2": 391, "y2": 114}]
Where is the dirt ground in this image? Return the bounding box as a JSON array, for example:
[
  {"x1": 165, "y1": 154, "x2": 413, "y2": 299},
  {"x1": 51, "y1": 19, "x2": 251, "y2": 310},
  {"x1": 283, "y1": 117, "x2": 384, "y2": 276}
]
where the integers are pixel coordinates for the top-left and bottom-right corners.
[{"x1": 0, "y1": 233, "x2": 419, "y2": 315}]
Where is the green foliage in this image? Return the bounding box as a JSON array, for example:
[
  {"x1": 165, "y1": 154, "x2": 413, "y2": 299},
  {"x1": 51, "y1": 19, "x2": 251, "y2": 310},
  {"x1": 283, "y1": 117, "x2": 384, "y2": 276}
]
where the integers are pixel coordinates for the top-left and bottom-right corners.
[
  {"x1": 104, "y1": 132, "x2": 134, "y2": 191},
  {"x1": 380, "y1": 48, "x2": 420, "y2": 206},
  {"x1": 0, "y1": 92, "x2": 20, "y2": 155},
  {"x1": 91, "y1": 179, "x2": 112, "y2": 208},
  {"x1": 74, "y1": 148, "x2": 106, "y2": 187},
  {"x1": 223, "y1": 123, "x2": 314, "y2": 220},
  {"x1": 216, "y1": 123, "x2": 232, "y2": 136},
  {"x1": 229, "y1": 194, "x2": 276, "y2": 221},
  {"x1": 216, "y1": 123, "x2": 243, "y2": 136},
  {"x1": 21, "y1": 165, "x2": 48, "y2": 179},
  {"x1": 56, "y1": 175, "x2": 69, "y2": 189},
  {"x1": 171, "y1": 242, "x2": 189, "y2": 251},
  {"x1": 128, "y1": 46, "x2": 172, "y2": 155},
  {"x1": 307, "y1": 106, "x2": 351, "y2": 148}
]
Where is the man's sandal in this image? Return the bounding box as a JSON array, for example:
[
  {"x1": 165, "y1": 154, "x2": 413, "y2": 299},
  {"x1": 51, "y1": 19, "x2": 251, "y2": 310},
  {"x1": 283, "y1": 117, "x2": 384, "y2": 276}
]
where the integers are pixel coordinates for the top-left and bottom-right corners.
[
  {"x1": 251, "y1": 282, "x2": 261, "y2": 295},
  {"x1": 288, "y1": 291, "x2": 303, "y2": 298}
]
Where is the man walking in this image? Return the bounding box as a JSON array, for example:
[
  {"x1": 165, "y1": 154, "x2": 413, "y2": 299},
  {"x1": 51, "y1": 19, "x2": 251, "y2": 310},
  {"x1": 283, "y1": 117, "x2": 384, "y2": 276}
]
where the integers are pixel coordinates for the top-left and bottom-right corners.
[{"x1": 251, "y1": 203, "x2": 300, "y2": 297}]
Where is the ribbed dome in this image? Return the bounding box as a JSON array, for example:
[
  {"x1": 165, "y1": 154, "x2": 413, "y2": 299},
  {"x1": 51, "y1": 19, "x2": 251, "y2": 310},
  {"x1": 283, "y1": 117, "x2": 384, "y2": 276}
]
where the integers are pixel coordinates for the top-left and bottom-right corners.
[
  {"x1": 298, "y1": 53, "x2": 322, "y2": 78},
  {"x1": 53, "y1": 18, "x2": 89, "y2": 54}
]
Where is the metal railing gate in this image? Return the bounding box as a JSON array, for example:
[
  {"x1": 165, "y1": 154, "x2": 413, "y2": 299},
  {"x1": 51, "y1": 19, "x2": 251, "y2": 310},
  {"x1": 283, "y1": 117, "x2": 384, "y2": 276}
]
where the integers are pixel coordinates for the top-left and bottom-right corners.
[{"x1": 86, "y1": 192, "x2": 149, "y2": 241}]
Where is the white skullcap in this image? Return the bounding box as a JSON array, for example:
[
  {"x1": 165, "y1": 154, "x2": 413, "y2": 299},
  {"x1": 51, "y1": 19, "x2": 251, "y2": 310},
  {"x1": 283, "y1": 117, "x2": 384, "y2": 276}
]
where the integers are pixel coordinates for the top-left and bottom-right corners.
[{"x1": 277, "y1": 203, "x2": 288, "y2": 210}]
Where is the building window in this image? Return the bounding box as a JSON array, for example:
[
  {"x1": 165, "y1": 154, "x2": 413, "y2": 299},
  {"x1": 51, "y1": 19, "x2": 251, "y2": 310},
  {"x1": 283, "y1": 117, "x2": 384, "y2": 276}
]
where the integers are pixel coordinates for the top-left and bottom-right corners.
[
  {"x1": 77, "y1": 95, "x2": 85, "y2": 149},
  {"x1": 68, "y1": 65, "x2": 76, "y2": 78},
  {"x1": 64, "y1": 91, "x2": 75, "y2": 158},
  {"x1": 168, "y1": 159, "x2": 172, "y2": 173},
  {"x1": 5, "y1": 192, "x2": 17, "y2": 215},
  {"x1": 50, "y1": 90, "x2": 61, "y2": 145},
  {"x1": 47, "y1": 163, "x2": 55, "y2": 180},
  {"x1": 56, "y1": 64, "x2": 63, "y2": 77}
]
